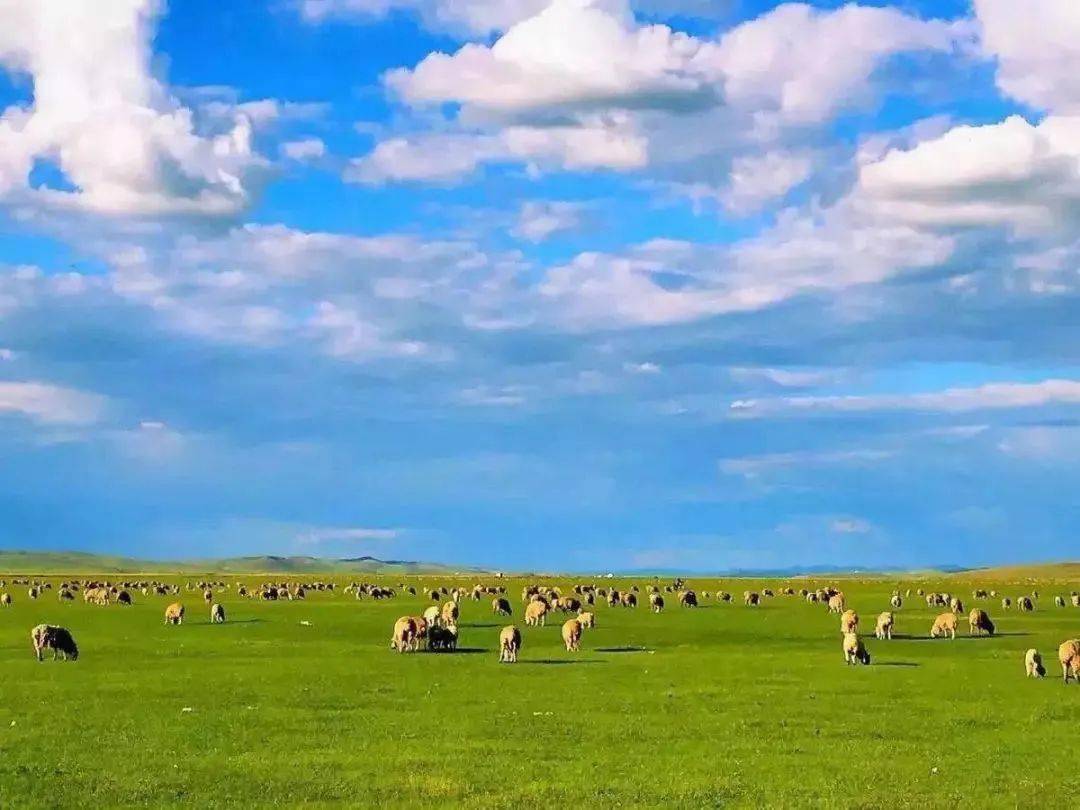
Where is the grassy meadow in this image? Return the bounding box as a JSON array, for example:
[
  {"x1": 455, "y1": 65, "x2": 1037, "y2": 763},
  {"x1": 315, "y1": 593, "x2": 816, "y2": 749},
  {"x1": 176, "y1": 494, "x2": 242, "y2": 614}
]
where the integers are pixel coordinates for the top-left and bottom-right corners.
[{"x1": 0, "y1": 569, "x2": 1077, "y2": 807}]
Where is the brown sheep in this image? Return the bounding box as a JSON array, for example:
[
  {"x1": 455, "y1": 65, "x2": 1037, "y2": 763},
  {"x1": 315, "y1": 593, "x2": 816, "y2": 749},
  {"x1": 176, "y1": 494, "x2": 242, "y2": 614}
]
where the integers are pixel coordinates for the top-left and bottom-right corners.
[
  {"x1": 744, "y1": 591, "x2": 760, "y2": 607},
  {"x1": 679, "y1": 590, "x2": 698, "y2": 608},
  {"x1": 1024, "y1": 648, "x2": 1046, "y2": 678},
  {"x1": 621, "y1": 592, "x2": 638, "y2": 609},
  {"x1": 840, "y1": 609, "x2": 859, "y2": 636},
  {"x1": 930, "y1": 612, "x2": 957, "y2": 639},
  {"x1": 577, "y1": 611, "x2": 595, "y2": 629},
  {"x1": 210, "y1": 603, "x2": 226, "y2": 623},
  {"x1": 492, "y1": 597, "x2": 512, "y2": 616},
  {"x1": 31, "y1": 624, "x2": 78, "y2": 661},
  {"x1": 499, "y1": 625, "x2": 521, "y2": 663},
  {"x1": 441, "y1": 600, "x2": 459, "y2": 625},
  {"x1": 429, "y1": 623, "x2": 458, "y2": 652},
  {"x1": 164, "y1": 602, "x2": 185, "y2": 626},
  {"x1": 874, "y1": 611, "x2": 894, "y2": 640},
  {"x1": 391, "y1": 616, "x2": 417, "y2": 653},
  {"x1": 827, "y1": 593, "x2": 846, "y2": 614},
  {"x1": 524, "y1": 599, "x2": 548, "y2": 627},
  {"x1": 649, "y1": 592, "x2": 665, "y2": 613},
  {"x1": 842, "y1": 632, "x2": 870, "y2": 665},
  {"x1": 561, "y1": 618, "x2": 583, "y2": 652},
  {"x1": 1060, "y1": 639, "x2": 1080, "y2": 684},
  {"x1": 1018, "y1": 596, "x2": 1034, "y2": 612},
  {"x1": 968, "y1": 608, "x2": 995, "y2": 636}
]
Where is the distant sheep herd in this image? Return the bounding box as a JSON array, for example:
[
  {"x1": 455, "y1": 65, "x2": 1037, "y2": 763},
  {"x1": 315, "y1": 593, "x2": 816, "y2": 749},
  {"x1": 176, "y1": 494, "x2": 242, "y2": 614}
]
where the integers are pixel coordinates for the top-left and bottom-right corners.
[{"x1": 1, "y1": 575, "x2": 1078, "y2": 683}]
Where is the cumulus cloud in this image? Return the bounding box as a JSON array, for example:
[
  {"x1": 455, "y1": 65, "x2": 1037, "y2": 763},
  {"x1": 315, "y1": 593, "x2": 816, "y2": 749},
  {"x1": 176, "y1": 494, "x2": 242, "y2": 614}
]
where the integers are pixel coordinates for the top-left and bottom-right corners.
[
  {"x1": 0, "y1": 0, "x2": 263, "y2": 216},
  {"x1": 0, "y1": 381, "x2": 106, "y2": 424},
  {"x1": 974, "y1": 0, "x2": 1080, "y2": 113},
  {"x1": 281, "y1": 138, "x2": 328, "y2": 162},
  {"x1": 347, "y1": 117, "x2": 647, "y2": 183},
  {"x1": 857, "y1": 115, "x2": 1080, "y2": 235},
  {"x1": 513, "y1": 200, "x2": 587, "y2": 242},
  {"x1": 708, "y1": 3, "x2": 964, "y2": 128},
  {"x1": 386, "y1": 0, "x2": 714, "y2": 114},
  {"x1": 719, "y1": 150, "x2": 814, "y2": 214}
]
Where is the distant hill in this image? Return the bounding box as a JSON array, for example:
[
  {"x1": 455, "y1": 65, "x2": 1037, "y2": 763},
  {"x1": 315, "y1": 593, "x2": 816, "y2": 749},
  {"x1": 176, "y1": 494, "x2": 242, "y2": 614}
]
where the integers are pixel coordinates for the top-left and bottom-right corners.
[
  {"x1": 0, "y1": 550, "x2": 486, "y2": 576},
  {"x1": 947, "y1": 561, "x2": 1080, "y2": 582}
]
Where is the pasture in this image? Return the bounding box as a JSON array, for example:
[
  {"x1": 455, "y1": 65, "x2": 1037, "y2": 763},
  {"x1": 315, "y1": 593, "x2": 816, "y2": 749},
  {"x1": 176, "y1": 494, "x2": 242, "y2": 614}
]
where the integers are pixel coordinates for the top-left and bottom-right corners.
[{"x1": 0, "y1": 572, "x2": 1077, "y2": 807}]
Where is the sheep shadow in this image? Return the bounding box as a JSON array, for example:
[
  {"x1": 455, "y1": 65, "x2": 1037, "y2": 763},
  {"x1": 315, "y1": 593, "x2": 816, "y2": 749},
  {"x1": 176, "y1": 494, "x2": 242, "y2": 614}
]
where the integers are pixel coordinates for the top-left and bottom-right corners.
[
  {"x1": 519, "y1": 659, "x2": 606, "y2": 666},
  {"x1": 875, "y1": 661, "x2": 919, "y2": 668},
  {"x1": 189, "y1": 618, "x2": 264, "y2": 627},
  {"x1": 436, "y1": 647, "x2": 486, "y2": 654},
  {"x1": 595, "y1": 646, "x2": 653, "y2": 653}
]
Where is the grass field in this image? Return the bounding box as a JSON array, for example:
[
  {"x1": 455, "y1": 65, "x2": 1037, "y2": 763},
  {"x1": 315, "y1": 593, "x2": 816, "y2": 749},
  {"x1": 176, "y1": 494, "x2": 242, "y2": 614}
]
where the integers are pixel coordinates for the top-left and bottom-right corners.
[{"x1": 0, "y1": 571, "x2": 1078, "y2": 807}]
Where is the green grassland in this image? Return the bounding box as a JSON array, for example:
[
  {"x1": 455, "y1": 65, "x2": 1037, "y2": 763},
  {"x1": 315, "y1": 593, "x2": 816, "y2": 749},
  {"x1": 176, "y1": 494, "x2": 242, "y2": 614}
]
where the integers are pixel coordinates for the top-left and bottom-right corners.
[{"x1": 0, "y1": 568, "x2": 1078, "y2": 807}]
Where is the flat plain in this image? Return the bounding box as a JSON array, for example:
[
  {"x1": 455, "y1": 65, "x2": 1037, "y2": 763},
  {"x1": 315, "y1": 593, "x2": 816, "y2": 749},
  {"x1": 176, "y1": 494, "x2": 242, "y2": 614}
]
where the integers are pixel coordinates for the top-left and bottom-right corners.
[{"x1": 0, "y1": 569, "x2": 1077, "y2": 807}]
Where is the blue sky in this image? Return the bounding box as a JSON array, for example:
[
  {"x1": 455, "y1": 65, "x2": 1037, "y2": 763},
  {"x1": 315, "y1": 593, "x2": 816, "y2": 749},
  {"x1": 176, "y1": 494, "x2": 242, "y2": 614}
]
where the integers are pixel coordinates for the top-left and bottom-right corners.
[{"x1": 0, "y1": 0, "x2": 1078, "y2": 571}]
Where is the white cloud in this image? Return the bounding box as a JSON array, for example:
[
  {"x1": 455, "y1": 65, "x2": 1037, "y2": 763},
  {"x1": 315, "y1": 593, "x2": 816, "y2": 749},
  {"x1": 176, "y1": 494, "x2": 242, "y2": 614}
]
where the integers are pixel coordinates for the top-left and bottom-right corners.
[
  {"x1": 974, "y1": 0, "x2": 1080, "y2": 112},
  {"x1": 709, "y1": 3, "x2": 963, "y2": 127},
  {"x1": 729, "y1": 367, "x2": 844, "y2": 388},
  {"x1": 0, "y1": 381, "x2": 106, "y2": 424},
  {"x1": 857, "y1": 115, "x2": 1080, "y2": 234},
  {"x1": 385, "y1": 0, "x2": 713, "y2": 114},
  {"x1": 295, "y1": 525, "x2": 403, "y2": 544},
  {"x1": 299, "y1": 0, "x2": 549, "y2": 35},
  {"x1": 719, "y1": 448, "x2": 892, "y2": 476},
  {"x1": 732, "y1": 379, "x2": 1080, "y2": 417},
  {"x1": 281, "y1": 138, "x2": 327, "y2": 162},
  {"x1": 624, "y1": 361, "x2": 660, "y2": 375},
  {"x1": 720, "y1": 150, "x2": 813, "y2": 214},
  {"x1": 347, "y1": 117, "x2": 647, "y2": 184},
  {"x1": 513, "y1": 200, "x2": 586, "y2": 242},
  {"x1": 0, "y1": 0, "x2": 262, "y2": 216},
  {"x1": 830, "y1": 517, "x2": 872, "y2": 534}
]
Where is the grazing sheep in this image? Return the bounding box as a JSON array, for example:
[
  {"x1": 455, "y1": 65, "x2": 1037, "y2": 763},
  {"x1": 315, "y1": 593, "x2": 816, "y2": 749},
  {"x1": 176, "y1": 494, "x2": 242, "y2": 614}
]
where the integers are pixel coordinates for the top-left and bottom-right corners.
[
  {"x1": 1001, "y1": 597, "x2": 1012, "y2": 610},
  {"x1": 1055, "y1": 596, "x2": 1065, "y2": 608},
  {"x1": 1060, "y1": 639, "x2": 1080, "y2": 684},
  {"x1": 827, "y1": 593, "x2": 846, "y2": 614},
  {"x1": 492, "y1": 597, "x2": 512, "y2": 616},
  {"x1": 31, "y1": 624, "x2": 78, "y2": 661},
  {"x1": 874, "y1": 612, "x2": 894, "y2": 640},
  {"x1": 164, "y1": 603, "x2": 185, "y2": 626},
  {"x1": 930, "y1": 612, "x2": 958, "y2": 639},
  {"x1": 950, "y1": 598, "x2": 964, "y2": 615},
  {"x1": 649, "y1": 593, "x2": 665, "y2": 613},
  {"x1": 1072, "y1": 594, "x2": 1080, "y2": 608},
  {"x1": 577, "y1": 611, "x2": 595, "y2": 629},
  {"x1": 621, "y1": 592, "x2": 638, "y2": 609},
  {"x1": 561, "y1": 618, "x2": 583, "y2": 652},
  {"x1": 203, "y1": 589, "x2": 213, "y2": 604},
  {"x1": 1024, "y1": 649, "x2": 1046, "y2": 678},
  {"x1": 744, "y1": 591, "x2": 760, "y2": 607},
  {"x1": 422, "y1": 605, "x2": 441, "y2": 628},
  {"x1": 842, "y1": 632, "x2": 870, "y2": 665},
  {"x1": 524, "y1": 599, "x2": 548, "y2": 627},
  {"x1": 0, "y1": 592, "x2": 10, "y2": 606},
  {"x1": 116, "y1": 590, "x2": 132, "y2": 606},
  {"x1": 840, "y1": 609, "x2": 859, "y2": 635},
  {"x1": 1018, "y1": 596, "x2": 1034, "y2": 612},
  {"x1": 679, "y1": 590, "x2": 698, "y2": 608},
  {"x1": 968, "y1": 608, "x2": 995, "y2": 636},
  {"x1": 499, "y1": 625, "x2": 521, "y2": 663},
  {"x1": 391, "y1": 616, "x2": 417, "y2": 653},
  {"x1": 441, "y1": 601, "x2": 459, "y2": 625},
  {"x1": 429, "y1": 623, "x2": 458, "y2": 652},
  {"x1": 890, "y1": 595, "x2": 902, "y2": 609},
  {"x1": 210, "y1": 603, "x2": 225, "y2": 623}
]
